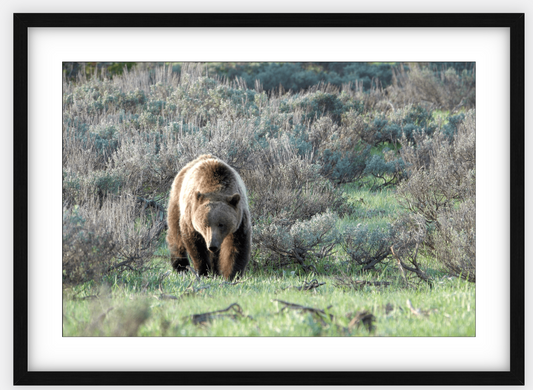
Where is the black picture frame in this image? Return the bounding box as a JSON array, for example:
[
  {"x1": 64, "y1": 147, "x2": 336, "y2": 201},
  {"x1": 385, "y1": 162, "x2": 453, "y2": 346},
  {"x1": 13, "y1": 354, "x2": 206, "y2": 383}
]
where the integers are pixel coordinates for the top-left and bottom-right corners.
[{"x1": 13, "y1": 13, "x2": 524, "y2": 386}]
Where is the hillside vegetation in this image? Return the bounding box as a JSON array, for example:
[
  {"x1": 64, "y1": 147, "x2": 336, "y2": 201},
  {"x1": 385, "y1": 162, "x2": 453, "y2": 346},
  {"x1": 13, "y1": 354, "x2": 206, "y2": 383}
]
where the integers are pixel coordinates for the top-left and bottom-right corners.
[{"x1": 62, "y1": 62, "x2": 475, "y2": 336}]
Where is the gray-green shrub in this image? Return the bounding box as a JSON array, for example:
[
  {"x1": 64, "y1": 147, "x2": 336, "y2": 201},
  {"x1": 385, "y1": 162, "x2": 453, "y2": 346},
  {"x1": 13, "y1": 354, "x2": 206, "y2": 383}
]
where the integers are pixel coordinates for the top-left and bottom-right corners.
[
  {"x1": 340, "y1": 223, "x2": 394, "y2": 270},
  {"x1": 62, "y1": 196, "x2": 165, "y2": 285},
  {"x1": 62, "y1": 62, "x2": 476, "y2": 282},
  {"x1": 397, "y1": 110, "x2": 475, "y2": 280}
]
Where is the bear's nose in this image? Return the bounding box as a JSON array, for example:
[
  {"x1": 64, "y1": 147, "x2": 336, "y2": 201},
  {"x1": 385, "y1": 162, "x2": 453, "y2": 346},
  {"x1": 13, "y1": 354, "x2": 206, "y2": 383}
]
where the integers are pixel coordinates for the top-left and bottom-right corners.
[{"x1": 209, "y1": 245, "x2": 219, "y2": 253}]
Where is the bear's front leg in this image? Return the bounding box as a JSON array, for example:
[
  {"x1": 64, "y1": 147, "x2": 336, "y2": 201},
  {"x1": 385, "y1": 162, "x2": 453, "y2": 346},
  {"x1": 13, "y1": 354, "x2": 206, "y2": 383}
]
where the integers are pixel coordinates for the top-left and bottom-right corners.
[
  {"x1": 167, "y1": 199, "x2": 190, "y2": 272},
  {"x1": 167, "y1": 227, "x2": 189, "y2": 272},
  {"x1": 183, "y1": 231, "x2": 212, "y2": 277},
  {"x1": 169, "y1": 244, "x2": 189, "y2": 272},
  {"x1": 219, "y1": 230, "x2": 251, "y2": 281}
]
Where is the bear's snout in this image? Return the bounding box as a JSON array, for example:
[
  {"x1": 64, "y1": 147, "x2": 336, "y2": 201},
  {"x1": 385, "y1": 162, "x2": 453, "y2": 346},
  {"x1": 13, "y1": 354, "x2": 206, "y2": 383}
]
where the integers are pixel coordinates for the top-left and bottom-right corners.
[
  {"x1": 207, "y1": 237, "x2": 221, "y2": 252},
  {"x1": 207, "y1": 232, "x2": 222, "y2": 253}
]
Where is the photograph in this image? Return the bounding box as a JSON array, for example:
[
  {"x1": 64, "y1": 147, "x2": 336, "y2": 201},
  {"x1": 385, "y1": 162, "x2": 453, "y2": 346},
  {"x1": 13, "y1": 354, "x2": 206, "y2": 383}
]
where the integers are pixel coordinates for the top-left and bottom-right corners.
[
  {"x1": 12, "y1": 13, "x2": 524, "y2": 386},
  {"x1": 61, "y1": 61, "x2": 477, "y2": 337}
]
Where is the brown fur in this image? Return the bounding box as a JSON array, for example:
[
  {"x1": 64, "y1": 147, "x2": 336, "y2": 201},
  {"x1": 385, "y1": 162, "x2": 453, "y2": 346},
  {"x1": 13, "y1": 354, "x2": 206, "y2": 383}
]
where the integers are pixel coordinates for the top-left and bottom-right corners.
[{"x1": 166, "y1": 155, "x2": 251, "y2": 280}]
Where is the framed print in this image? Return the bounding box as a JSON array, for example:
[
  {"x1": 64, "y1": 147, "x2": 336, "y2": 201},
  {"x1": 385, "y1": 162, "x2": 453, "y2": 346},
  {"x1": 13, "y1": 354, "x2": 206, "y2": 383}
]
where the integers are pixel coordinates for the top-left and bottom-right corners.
[{"x1": 14, "y1": 13, "x2": 524, "y2": 386}]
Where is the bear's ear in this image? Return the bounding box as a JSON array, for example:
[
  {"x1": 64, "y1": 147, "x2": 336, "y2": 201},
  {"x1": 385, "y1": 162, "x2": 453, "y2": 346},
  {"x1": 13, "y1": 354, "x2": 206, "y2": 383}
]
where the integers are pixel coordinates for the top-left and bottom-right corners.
[{"x1": 227, "y1": 193, "x2": 240, "y2": 208}]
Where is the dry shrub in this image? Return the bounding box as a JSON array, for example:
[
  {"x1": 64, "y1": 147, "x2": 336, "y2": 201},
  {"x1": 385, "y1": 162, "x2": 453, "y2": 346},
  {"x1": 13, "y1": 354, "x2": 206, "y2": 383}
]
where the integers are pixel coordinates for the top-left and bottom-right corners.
[
  {"x1": 63, "y1": 196, "x2": 165, "y2": 285},
  {"x1": 397, "y1": 110, "x2": 476, "y2": 280},
  {"x1": 254, "y1": 210, "x2": 341, "y2": 269},
  {"x1": 391, "y1": 214, "x2": 427, "y2": 255},
  {"x1": 390, "y1": 213, "x2": 431, "y2": 284},
  {"x1": 62, "y1": 204, "x2": 116, "y2": 285},
  {"x1": 190, "y1": 118, "x2": 259, "y2": 171},
  {"x1": 388, "y1": 64, "x2": 475, "y2": 111},
  {"x1": 62, "y1": 124, "x2": 111, "y2": 176},
  {"x1": 244, "y1": 135, "x2": 349, "y2": 223},
  {"x1": 340, "y1": 108, "x2": 374, "y2": 145},
  {"x1": 308, "y1": 116, "x2": 370, "y2": 183},
  {"x1": 398, "y1": 110, "x2": 475, "y2": 222},
  {"x1": 107, "y1": 131, "x2": 178, "y2": 195},
  {"x1": 433, "y1": 200, "x2": 476, "y2": 282},
  {"x1": 340, "y1": 223, "x2": 393, "y2": 270},
  {"x1": 339, "y1": 213, "x2": 429, "y2": 279},
  {"x1": 243, "y1": 136, "x2": 348, "y2": 269},
  {"x1": 105, "y1": 118, "x2": 258, "y2": 199}
]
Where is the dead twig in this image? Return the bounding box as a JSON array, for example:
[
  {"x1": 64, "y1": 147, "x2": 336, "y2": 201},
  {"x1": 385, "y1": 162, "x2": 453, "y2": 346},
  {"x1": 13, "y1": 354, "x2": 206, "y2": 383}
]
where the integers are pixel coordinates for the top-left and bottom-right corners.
[
  {"x1": 178, "y1": 281, "x2": 210, "y2": 299},
  {"x1": 273, "y1": 299, "x2": 334, "y2": 323},
  {"x1": 281, "y1": 279, "x2": 326, "y2": 292},
  {"x1": 107, "y1": 258, "x2": 137, "y2": 272},
  {"x1": 333, "y1": 275, "x2": 391, "y2": 290},
  {"x1": 391, "y1": 245, "x2": 411, "y2": 288},
  {"x1": 297, "y1": 279, "x2": 326, "y2": 291},
  {"x1": 155, "y1": 271, "x2": 179, "y2": 299},
  {"x1": 158, "y1": 271, "x2": 171, "y2": 293},
  {"x1": 186, "y1": 265, "x2": 201, "y2": 282},
  {"x1": 391, "y1": 244, "x2": 432, "y2": 286},
  {"x1": 185, "y1": 303, "x2": 250, "y2": 325}
]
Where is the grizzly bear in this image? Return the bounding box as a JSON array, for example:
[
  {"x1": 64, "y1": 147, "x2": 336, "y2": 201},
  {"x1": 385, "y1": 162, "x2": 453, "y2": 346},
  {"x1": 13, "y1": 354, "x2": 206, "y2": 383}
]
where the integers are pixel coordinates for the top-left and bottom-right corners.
[{"x1": 166, "y1": 155, "x2": 251, "y2": 281}]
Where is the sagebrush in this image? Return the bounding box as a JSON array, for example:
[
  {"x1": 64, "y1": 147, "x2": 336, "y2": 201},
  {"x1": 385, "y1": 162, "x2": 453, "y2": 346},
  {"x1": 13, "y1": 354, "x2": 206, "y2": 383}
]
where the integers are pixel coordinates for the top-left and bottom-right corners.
[{"x1": 62, "y1": 62, "x2": 475, "y2": 284}]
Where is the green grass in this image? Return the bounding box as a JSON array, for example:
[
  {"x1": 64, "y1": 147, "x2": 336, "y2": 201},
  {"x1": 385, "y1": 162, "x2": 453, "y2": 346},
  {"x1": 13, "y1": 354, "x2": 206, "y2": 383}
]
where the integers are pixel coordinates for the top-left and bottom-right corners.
[
  {"x1": 62, "y1": 261, "x2": 475, "y2": 337},
  {"x1": 340, "y1": 183, "x2": 399, "y2": 228}
]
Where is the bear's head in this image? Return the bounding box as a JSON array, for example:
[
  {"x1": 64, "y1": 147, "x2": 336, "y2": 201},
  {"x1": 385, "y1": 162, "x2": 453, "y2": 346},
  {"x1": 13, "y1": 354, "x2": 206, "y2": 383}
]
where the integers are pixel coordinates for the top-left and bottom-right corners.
[{"x1": 192, "y1": 192, "x2": 241, "y2": 252}]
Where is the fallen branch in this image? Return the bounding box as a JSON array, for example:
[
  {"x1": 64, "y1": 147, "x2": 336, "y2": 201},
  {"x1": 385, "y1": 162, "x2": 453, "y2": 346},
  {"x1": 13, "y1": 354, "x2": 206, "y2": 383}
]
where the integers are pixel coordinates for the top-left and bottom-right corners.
[
  {"x1": 185, "y1": 303, "x2": 250, "y2": 325},
  {"x1": 107, "y1": 258, "x2": 137, "y2": 272},
  {"x1": 281, "y1": 279, "x2": 326, "y2": 292},
  {"x1": 297, "y1": 279, "x2": 326, "y2": 291},
  {"x1": 273, "y1": 299, "x2": 334, "y2": 323},
  {"x1": 177, "y1": 281, "x2": 210, "y2": 299},
  {"x1": 333, "y1": 275, "x2": 391, "y2": 290}
]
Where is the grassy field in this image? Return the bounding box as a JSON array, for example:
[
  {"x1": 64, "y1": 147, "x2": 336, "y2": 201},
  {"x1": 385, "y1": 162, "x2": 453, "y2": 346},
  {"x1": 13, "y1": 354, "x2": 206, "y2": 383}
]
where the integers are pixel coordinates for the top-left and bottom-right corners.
[
  {"x1": 63, "y1": 270, "x2": 475, "y2": 337},
  {"x1": 62, "y1": 185, "x2": 475, "y2": 337}
]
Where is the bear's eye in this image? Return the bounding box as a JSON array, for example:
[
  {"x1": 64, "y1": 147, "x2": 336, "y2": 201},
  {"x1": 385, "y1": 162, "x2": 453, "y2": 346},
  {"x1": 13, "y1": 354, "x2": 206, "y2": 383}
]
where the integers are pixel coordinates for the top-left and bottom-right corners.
[{"x1": 218, "y1": 223, "x2": 224, "y2": 229}]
